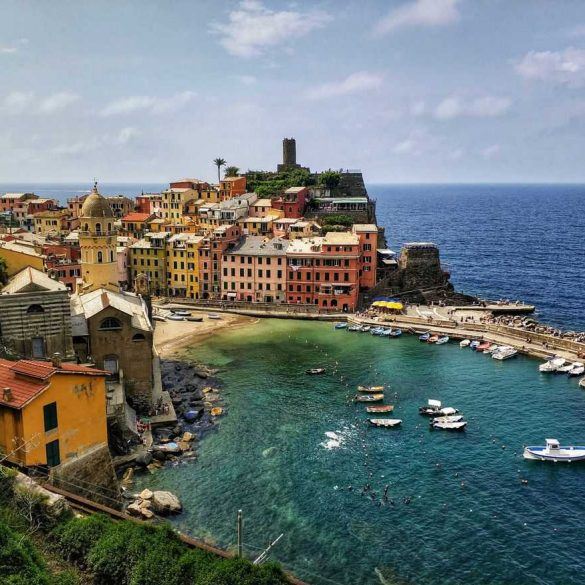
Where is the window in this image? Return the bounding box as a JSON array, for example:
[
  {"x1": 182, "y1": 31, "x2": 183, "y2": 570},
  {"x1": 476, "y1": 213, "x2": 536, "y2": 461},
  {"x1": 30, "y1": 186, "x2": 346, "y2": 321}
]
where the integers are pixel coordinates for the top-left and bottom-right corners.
[
  {"x1": 43, "y1": 402, "x2": 58, "y2": 432},
  {"x1": 99, "y1": 317, "x2": 122, "y2": 330},
  {"x1": 46, "y1": 439, "x2": 60, "y2": 467},
  {"x1": 95, "y1": 222, "x2": 102, "y2": 234},
  {"x1": 26, "y1": 304, "x2": 44, "y2": 314},
  {"x1": 132, "y1": 333, "x2": 146, "y2": 342},
  {"x1": 97, "y1": 251, "x2": 103, "y2": 263}
]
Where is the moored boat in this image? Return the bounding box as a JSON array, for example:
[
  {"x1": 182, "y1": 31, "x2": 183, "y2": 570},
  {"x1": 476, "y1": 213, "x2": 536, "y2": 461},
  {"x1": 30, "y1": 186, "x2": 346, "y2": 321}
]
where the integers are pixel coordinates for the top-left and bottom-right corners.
[
  {"x1": 492, "y1": 346, "x2": 518, "y2": 360},
  {"x1": 435, "y1": 336, "x2": 450, "y2": 345},
  {"x1": 360, "y1": 325, "x2": 371, "y2": 332},
  {"x1": 477, "y1": 341, "x2": 491, "y2": 352},
  {"x1": 347, "y1": 325, "x2": 362, "y2": 332},
  {"x1": 523, "y1": 439, "x2": 585, "y2": 462},
  {"x1": 354, "y1": 393, "x2": 384, "y2": 403},
  {"x1": 539, "y1": 357, "x2": 566, "y2": 373},
  {"x1": 580, "y1": 377, "x2": 585, "y2": 389},
  {"x1": 369, "y1": 418, "x2": 402, "y2": 428},
  {"x1": 485, "y1": 345, "x2": 500, "y2": 354},
  {"x1": 208, "y1": 313, "x2": 222, "y2": 320},
  {"x1": 419, "y1": 332, "x2": 431, "y2": 342},
  {"x1": 357, "y1": 385, "x2": 385, "y2": 393},
  {"x1": 431, "y1": 420, "x2": 467, "y2": 431},
  {"x1": 366, "y1": 404, "x2": 394, "y2": 413},
  {"x1": 153, "y1": 315, "x2": 166, "y2": 322},
  {"x1": 334, "y1": 322, "x2": 348, "y2": 330},
  {"x1": 306, "y1": 368, "x2": 326, "y2": 375},
  {"x1": 431, "y1": 414, "x2": 464, "y2": 423},
  {"x1": 167, "y1": 314, "x2": 185, "y2": 321},
  {"x1": 568, "y1": 363, "x2": 585, "y2": 377},
  {"x1": 186, "y1": 316, "x2": 203, "y2": 322},
  {"x1": 427, "y1": 335, "x2": 439, "y2": 343},
  {"x1": 470, "y1": 340, "x2": 480, "y2": 350},
  {"x1": 379, "y1": 328, "x2": 392, "y2": 337},
  {"x1": 460, "y1": 339, "x2": 471, "y2": 348},
  {"x1": 418, "y1": 399, "x2": 459, "y2": 417},
  {"x1": 389, "y1": 329, "x2": 402, "y2": 337}
]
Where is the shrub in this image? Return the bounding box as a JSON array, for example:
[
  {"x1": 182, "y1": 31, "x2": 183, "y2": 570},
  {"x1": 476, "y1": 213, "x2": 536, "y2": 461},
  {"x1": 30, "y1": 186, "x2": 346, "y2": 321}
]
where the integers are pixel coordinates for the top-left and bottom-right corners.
[
  {"x1": 52, "y1": 514, "x2": 111, "y2": 567},
  {"x1": 196, "y1": 557, "x2": 288, "y2": 585}
]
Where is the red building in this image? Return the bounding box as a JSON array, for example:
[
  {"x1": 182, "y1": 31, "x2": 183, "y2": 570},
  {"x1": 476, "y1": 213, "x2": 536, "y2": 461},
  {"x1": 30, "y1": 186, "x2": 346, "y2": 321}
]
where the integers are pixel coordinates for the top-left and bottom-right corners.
[
  {"x1": 286, "y1": 232, "x2": 360, "y2": 312},
  {"x1": 120, "y1": 212, "x2": 156, "y2": 238},
  {"x1": 272, "y1": 186, "x2": 307, "y2": 219},
  {"x1": 135, "y1": 193, "x2": 162, "y2": 215},
  {"x1": 352, "y1": 224, "x2": 378, "y2": 290},
  {"x1": 27, "y1": 199, "x2": 57, "y2": 215}
]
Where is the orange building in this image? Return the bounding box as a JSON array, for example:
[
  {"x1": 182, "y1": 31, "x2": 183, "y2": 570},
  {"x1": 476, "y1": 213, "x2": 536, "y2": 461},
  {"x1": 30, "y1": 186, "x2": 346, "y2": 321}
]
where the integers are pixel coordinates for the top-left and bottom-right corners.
[{"x1": 352, "y1": 224, "x2": 378, "y2": 290}]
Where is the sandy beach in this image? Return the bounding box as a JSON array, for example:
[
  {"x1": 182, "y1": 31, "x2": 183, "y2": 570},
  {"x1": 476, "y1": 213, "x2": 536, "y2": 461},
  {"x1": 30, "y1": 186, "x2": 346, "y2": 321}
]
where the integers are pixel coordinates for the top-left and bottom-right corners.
[{"x1": 154, "y1": 311, "x2": 257, "y2": 357}]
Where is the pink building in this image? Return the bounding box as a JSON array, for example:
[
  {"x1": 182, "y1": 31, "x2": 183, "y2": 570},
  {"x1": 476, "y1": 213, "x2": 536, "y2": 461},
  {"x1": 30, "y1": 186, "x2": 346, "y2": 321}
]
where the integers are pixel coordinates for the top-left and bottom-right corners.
[
  {"x1": 272, "y1": 186, "x2": 307, "y2": 219},
  {"x1": 352, "y1": 224, "x2": 378, "y2": 290},
  {"x1": 221, "y1": 236, "x2": 289, "y2": 302}
]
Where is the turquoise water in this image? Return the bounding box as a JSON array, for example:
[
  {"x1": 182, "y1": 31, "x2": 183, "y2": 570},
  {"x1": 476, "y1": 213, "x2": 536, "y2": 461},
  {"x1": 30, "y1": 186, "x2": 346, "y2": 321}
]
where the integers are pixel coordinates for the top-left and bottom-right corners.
[{"x1": 138, "y1": 320, "x2": 585, "y2": 585}]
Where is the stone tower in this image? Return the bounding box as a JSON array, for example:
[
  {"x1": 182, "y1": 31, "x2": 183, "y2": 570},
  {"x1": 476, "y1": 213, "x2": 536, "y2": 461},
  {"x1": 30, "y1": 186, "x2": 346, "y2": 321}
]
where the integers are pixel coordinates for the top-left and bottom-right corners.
[
  {"x1": 277, "y1": 137, "x2": 304, "y2": 172},
  {"x1": 78, "y1": 183, "x2": 118, "y2": 293}
]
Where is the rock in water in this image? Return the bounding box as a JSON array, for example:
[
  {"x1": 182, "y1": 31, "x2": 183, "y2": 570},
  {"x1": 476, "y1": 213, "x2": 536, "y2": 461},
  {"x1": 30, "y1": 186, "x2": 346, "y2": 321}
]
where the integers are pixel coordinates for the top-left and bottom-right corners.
[
  {"x1": 126, "y1": 502, "x2": 143, "y2": 517},
  {"x1": 139, "y1": 488, "x2": 153, "y2": 500},
  {"x1": 262, "y1": 446, "x2": 278, "y2": 458},
  {"x1": 152, "y1": 490, "x2": 182, "y2": 514}
]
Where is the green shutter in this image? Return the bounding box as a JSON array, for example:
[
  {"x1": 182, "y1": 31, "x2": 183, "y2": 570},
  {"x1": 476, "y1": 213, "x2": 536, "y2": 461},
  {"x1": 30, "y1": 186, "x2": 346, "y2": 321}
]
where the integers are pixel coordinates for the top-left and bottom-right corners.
[{"x1": 43, "y1": 402, "x2": 58, "y2": 432}]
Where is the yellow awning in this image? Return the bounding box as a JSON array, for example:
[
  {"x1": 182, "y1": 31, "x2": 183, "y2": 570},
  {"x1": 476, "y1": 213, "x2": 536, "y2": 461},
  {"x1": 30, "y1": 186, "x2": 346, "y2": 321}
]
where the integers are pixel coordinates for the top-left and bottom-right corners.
[
  {"x1": 387, "y1": 302, "x2": 404, "y2": 310},
  {"x1": 372, "y1": 301, "x2": 384, "y2": 307}
]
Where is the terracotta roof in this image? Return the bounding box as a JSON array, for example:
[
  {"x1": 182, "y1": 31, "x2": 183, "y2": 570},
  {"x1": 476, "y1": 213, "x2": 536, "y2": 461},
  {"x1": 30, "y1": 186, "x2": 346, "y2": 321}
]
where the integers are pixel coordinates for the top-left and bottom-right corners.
[
  {"x1": 0, "y1": 359, "x2": 107, "y2": 409},
  {"x1": 121, "y1": 212, "x2": 152, "y2": 222}
]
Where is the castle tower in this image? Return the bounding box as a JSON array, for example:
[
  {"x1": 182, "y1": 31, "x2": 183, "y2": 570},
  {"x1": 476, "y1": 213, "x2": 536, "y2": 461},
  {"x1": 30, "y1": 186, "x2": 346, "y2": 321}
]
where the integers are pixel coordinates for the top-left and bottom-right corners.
[
  {"x1": 277, "y1": 137, "x2": 303, "y2": 172},
  {"x1": 78, "y1": 183, "x2": 118, "y2": 292}
]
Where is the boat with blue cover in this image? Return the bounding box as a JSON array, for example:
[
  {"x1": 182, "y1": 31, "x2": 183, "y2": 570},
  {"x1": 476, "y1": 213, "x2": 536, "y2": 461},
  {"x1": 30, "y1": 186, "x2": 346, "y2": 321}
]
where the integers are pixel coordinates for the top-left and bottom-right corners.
[
  {"x1": 419, "y1": 332, "x2": 430, "y2": 341},
  {"x1": 334, "y1": 322, "x2": 348, "y2": 330},
  {"x1": 389, "y1": 329, "x2": 402, "y2": 337},
  {"x1": 523, "y1": 439, "x2": 585, "y2": 462}
]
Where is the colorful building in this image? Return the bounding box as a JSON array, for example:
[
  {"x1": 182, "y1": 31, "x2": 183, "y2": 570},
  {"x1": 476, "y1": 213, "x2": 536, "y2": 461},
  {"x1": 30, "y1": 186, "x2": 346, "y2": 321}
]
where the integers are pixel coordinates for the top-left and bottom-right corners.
[
  {"x1": 0, "y1": 358, "x2": 108, "y2": 468},
  {"x1": 33, "y1": 210, "x2": 72, "y2": 237},
  {"x1": 120, "y1": 212, "x2": 156, "y2": 238},
  {"x1": 128, "y1": 232, "x2": 168, "y2": 295},
  {"x1": 352, "y1": 224, "x2": 378, "y2": 290},
  {"x1": 222, "y1": 236, "x2": 289, "y2": 302},
  {"x1": 272, "y1": 186, "x2": 308, "y2": 219},
  {"x1": 106, "y1": 195, "x2": 135, "y2": 218}
]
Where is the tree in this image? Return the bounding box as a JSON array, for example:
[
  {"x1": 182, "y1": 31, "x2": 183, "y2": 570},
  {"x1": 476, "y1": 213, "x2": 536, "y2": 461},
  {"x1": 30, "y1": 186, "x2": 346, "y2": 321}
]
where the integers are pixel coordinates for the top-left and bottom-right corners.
[
  {"x1": 213, "y1": 158, "x2": 226, "y2": 183},
  {"x1": 224, "y1": 166, "x2": 240, "y2": 178},
  {"x1": 318, "y1": 169, "x2": 341, "y2": 189}
]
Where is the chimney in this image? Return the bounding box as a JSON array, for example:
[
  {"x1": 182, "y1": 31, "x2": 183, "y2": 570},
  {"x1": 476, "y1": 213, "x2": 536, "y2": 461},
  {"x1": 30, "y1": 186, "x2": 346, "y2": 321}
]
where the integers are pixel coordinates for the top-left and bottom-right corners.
[
  {"x1": 51, "y1": 353, "x2": 62, "y2": 368},
  {"x1": 3, "y1": 387, "x2": 13, "y2": 402}
]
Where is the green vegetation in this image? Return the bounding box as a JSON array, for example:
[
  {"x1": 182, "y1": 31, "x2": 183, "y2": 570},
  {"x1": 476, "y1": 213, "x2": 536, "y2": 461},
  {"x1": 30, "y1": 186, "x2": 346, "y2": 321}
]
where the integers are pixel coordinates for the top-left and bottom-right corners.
[
  {"x1": 213, "y1": 157, "x2": 226, "y2": 183},
  {"x1": 321, "y1": 214, "x2": 353, "y2": 227},
  {"x1": 245, "y1": 169, "x2": 315, "y2": 198},
  {"x1": 224, "y1": 166, "x2": 240, "y2": 178},
  {"x1": 318, "y1": 169, "x2": 341, "y2": 189},
  {"x1": 0, "y1": 466, "x2": 289, "y2": 585}
]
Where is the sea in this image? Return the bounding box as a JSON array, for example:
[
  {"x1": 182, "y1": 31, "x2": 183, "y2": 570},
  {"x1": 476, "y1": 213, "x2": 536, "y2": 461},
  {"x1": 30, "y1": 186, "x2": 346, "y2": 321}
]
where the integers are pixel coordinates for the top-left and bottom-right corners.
[
  {"x1": 1, "y1": 182, "x2": 583, "y2": 330},
  {"x1": 4, "y1": 182, "x2": 585, "y2": 583}
]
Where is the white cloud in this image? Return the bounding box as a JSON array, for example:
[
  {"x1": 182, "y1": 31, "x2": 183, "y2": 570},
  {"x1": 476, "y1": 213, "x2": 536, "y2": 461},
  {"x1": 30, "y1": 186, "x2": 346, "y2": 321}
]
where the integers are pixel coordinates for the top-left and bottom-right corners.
[
  {"x1": 39, "y1": 92, "x2": 80, "y2": 113},
  {"x1": 116, "y1": 127, "x2": 140, "y2": 145},
  {"x1": 375, "y1": 0, "x2": 460, "y2": 35},
  {"x1": 434, "y1": 95, "x2": 511, "y2": 120},
  {"x1": 305, "y1": 71, "x2": 384, "y2": 100},
  {"x1": 392, "y1": 129, "x2": 436, "y2": 156},
  {"x1": 481, "y1": 144, "x2": 501, "y2": 159},
  {"x1": 1, "y1": 91, "x2": 35, "y2": 114},
  {"x1": 100, "y1": 91, "x2": 196, "y2": 116},
  {"x1": 515, "y1": 47, "x2": 585, "y2": 87},
  {"x1": 235, "y1": 75, "x2": 257, "y2": 85},
  {"x1": 411, "y1": 100, "x2": 426, "y2": 116},
  {"x1": 0, "y1": 46, "x2": 18, "y2": 54},
  {"x1": 210, "y1": 0, "x2": 330, "y2": 58}
]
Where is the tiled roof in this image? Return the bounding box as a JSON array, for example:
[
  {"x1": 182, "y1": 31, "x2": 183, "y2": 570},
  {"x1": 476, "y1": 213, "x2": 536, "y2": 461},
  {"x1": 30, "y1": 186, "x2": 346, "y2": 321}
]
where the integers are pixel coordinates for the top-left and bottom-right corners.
[
  {"x1": 0, "y1": 359, "x2": 107, "y2": 409},
  {"x1": 121, "y1": 212, "x2": 152, "y2": 222},
  {"x1": 2, "y1": 266, "x2": 67, "y2": 294}
]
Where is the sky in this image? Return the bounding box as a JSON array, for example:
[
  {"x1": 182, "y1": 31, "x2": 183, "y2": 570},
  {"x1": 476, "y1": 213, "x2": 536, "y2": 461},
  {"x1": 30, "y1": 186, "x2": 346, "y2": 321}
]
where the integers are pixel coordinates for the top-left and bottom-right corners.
[{"x1": 1, "y1": 0, "x2": 585, "y2": 183}]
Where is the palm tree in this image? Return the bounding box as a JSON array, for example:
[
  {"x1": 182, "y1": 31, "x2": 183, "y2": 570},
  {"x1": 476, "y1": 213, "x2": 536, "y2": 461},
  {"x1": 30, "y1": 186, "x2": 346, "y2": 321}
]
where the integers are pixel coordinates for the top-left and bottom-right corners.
[
  {"x1": 213, "y1": 158, "x2": 226, "y2": 183},
  {"x1": 224, "y1": 166, "x2": 240, "y2": 178}
]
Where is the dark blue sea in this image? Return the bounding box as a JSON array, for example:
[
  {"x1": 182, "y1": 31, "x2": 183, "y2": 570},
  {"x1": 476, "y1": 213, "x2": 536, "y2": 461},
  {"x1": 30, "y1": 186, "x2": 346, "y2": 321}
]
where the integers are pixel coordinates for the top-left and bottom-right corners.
[{"x1": 1, "y1": 182, "x2": 583, "y2": 328}]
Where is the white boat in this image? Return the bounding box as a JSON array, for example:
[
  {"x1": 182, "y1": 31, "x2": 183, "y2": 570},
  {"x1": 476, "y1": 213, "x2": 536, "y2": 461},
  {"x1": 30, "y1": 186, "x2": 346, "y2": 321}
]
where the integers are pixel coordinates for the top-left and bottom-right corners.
[
  {"x1": 492, "y1": 346, "x2": 518, "y2": 360},
  {"x1": 368, "y1": 418, "x2": 402, "y2": 428},
  {"x1": 523, "y1": 439, "x2": 585, "y2": 462},
  {"x1": 208, "y1": 313, "x2": 222, "y2": 320},
  {"x1": 485, "y1": 345, "x2": 500, "y2": 354},
  {"x1": 172, "y1": 309, "x2": 191, "y2": 316},
  {"x1": 459, "y1": 339, "x2": 471, "y2": 348},
  {"x1": 470, "y1": 340, "x2": 480, "y2": 350},
  {"x1": 556, "y1": 363, "x2": 574, "y2": 374},
  {"x1": 432, "y1": 415, "x2": 464, "y2": 423},
  {"x1": 419, "y1": 399, "x2": 459, "y2": 417},
  {"x1": 539, "y1": 357, "x2": 566, "y2": 373},
  {"x1": 435, "y1": 336, "x2": 450, "y2": 345},
  {"x1": 431, "y1": 420, "x2": 467, "y2": 431},
  {"x1": 167, "y1": 314, "x2": 185, "y2": 321},
  {"x1": 568, "y1": 363, "x2": 584, "y2": 377}
]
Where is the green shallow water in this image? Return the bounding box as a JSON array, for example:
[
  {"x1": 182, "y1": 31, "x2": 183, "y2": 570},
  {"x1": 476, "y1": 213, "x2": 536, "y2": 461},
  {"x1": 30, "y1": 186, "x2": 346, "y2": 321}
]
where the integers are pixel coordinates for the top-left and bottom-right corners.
[{"x1": 138, "y1": 320, "x2": 585, "y2": 585}]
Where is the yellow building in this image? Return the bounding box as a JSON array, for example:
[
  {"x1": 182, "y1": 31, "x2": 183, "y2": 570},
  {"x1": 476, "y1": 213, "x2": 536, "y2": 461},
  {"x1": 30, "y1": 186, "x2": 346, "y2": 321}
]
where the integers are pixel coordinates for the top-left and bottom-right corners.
[
  {"x1": 128, "y1": 232, "x2": 168, "y2": 295},
  {"x1": 33, "y1": 209, "x2": 72, "y2": 237},
  {"x1": 160, "y1": 187, "x2": 198, "y2": 222},
  {"x1": 78, "y1": 184, "x2": 119, "y2": 292},
  {"x1": 0, "y1": 240, "x2": 45, "y2": 276},
  {"x1": 0, "y1": 358, "x2": 108, "y2": 468},
  {"x1": 166, "y1": 234, "x2": 203, "y2": 298},
  {"x1": 239, "y1": 214, "x2": 280, "y2": 236}
]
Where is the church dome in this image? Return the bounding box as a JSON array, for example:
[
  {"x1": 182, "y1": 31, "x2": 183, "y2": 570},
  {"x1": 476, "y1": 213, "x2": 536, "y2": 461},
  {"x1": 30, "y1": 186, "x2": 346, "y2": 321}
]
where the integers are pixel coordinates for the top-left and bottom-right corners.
[{"x1": 80, "y1": 184, "x2": 114, "y2": 218}]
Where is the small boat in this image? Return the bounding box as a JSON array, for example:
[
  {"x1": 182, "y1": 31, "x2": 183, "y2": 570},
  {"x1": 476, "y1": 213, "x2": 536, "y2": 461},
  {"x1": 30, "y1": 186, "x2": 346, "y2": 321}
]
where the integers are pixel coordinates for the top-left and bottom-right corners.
[
  {"x1": 153, "y1": 315, "x2": 166, "y2": 322},
  {"x1": 492, "y1": 346, "x2": 518, "y2": 360},
  {"x1": 306, "y1": 368, "x2": 326, "y2": 375},
  {"x1": 477, "y1": 341, "x2": 491, "y2": 352},
  {"x1": 354, "y1": 393, "x2": 384, "y2": 403},
  {"x1": 371, "y1": 327, "x2": 386, "y2": 335},
  {"x1": 523, "y1": 438, "x2": 585, "y2": 462},
  {"x1": 418, "y1": 399, "x2": 459, "y2": 417},
  {"x1": 334, "y1": 322, "x2": 348, "y2": 329},
  {"x1": 580, "y1": 377, "x2": 585, "y2": 389},
  {"x1": 427, "y1": 335, "x2": 439, "y2": 343},
  {"x1": 172, "y1": 309, "x2": 191, "y2": 316},
  {"x1": 186, "y1": 316, "x2": 203, "y2": 322},
  {"x1": 357, "y1": 385, "x2": 384, "y2": 393},
  {"x1": 347, "y1": 325, "x2": 361, "y2": 332},
  {"x1": 419, "y1": 332, "x2": 431, "y2": 342},
  {"x1": 568, "y1": 363, "x2": 585, "y2": 377},
  {"x1": 360, "y1": 326, "x2": 371, "y2": 332},
  {"x1": 460, "y1": 339, "x2": 471, "y2": 348},
  {"x1": 485, "y1": 345, "x2": 500, "y2": 355},
  {"x1": 366, "y1": 405, "x2": 394, "y2": 413},
  {"x1": 379, "y1": 328, "x2": 392, "y2": 337},
  {"x1": 369, "y1": 418, "x2": 402, "y2": 428},
  {"x1": 167, "y1": 314, "x2": 185, "y2": 321},
  {"x1": 431, "y1": 415, "x2": 464, "y2": 423},
  {"x1": 389, "y1": 329, "x2": 402, "y2": 337},
  {"x1": 431, "y1": 420, "x2": 467, "y2": 431},
  {"x1": 208, "y1": 313, "x2": 222, "y2": 320},
  {"x1": 435, "y1": 336, "x2": 449, "y2": 345},
  {"x1": 470, "y1": 340, "x2": 480, "y2": 350},
  {"x1": 539, "y1": 357, "x2": 566, "y2": 373}
]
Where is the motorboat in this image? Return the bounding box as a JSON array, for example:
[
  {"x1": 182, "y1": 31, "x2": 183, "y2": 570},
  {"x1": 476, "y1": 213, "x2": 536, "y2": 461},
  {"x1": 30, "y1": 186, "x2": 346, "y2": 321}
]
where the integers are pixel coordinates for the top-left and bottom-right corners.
[
  {"x1": 435, "y1": 336, "x2": 450, "y2": 345},
  {"x1": 357, "y1": 385, "x2": 385, "y2": 393},
  {"x1": 431, "y1": 420, "x2": 467, "y2": 431},
  {"x1": 306, "y1": 368, "x2": 326, "y2": 375},
  {"x1": 366, "y1": 405, "x2": 394, "y2": 413},
  {"x1": 556, "y1": 363, "x2": 575, "y2": 374},
  {"x1": 460, "y1": 339, "x2": 471, "y2": 348},
  {"x1": 419, "y1": 399, "x2": 459, "y2": 417},
  {"x1": 485, "y1": 345, "x2": 500, "y2": 355},
  {"x1": 354, "y1": 393, "x2": 384, "y2": 403},
  {"x1": 389, "y1": 329, "x2": 402, "y2": 337},
  {"x1": 371, "y1": 327, "x2": 386, "y2": 335},
  {"x1": 172, "y1": 309, "x2": 191, "y2": 317},
  {"x1": 360, "y1": 326, "x2": 371, "y2": 332},
  {"x1": 167, "y1": 314, "x2": 185, "y2": 321},
  {"x1": 186, "y1": 316, "x2": 203, "y2": 322},
  {"x1": 539, "y1": 357, "x2": 566, "y2": 373},
  {"x1": 427, "y1": 335, "x2": 439, "y2": 343},
  {"x1": 470, "y1": 340, "x2": 480, "y2": 350},
  {"x1": 431, "y1": 414, "x2": 464, "y2": 423},
  {"x1": 477, "y1": 342, "x2": 491, "y2": 352},
  {"x1": 347, "y1": 325, "x2": 362, "y2": 332},
  {"x1": 523, "y1": 439, "x2": 585, "y2": 462},
  {"x1": 369, "y1": 418, "x2": 402, "y2": 428},
  {"x1": 492, "y1": 346, "x2": 518, "y2": 360},
  {"x1": 334, "y1": 322, "x2": 348, "y2": 330},
  {"x1": 419, "y1": 332, "x2": 431, "y2": 342},
  {"x1": 208, "y1": 313, "x2": 222, "y2": 320},
  {"x1": 379, "y1": 329, "x2": 393, "y2": 337},
  {"x1": 568, "y1": 363, "x2": 585, "y2": 377}
]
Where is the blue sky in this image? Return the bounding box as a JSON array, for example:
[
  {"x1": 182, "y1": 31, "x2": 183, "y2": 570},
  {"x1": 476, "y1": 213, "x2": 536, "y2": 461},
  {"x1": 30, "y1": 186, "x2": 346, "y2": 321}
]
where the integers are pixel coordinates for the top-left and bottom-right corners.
[{"x1": 1, "y1": 0, "x2": 585, "y2": 183}]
